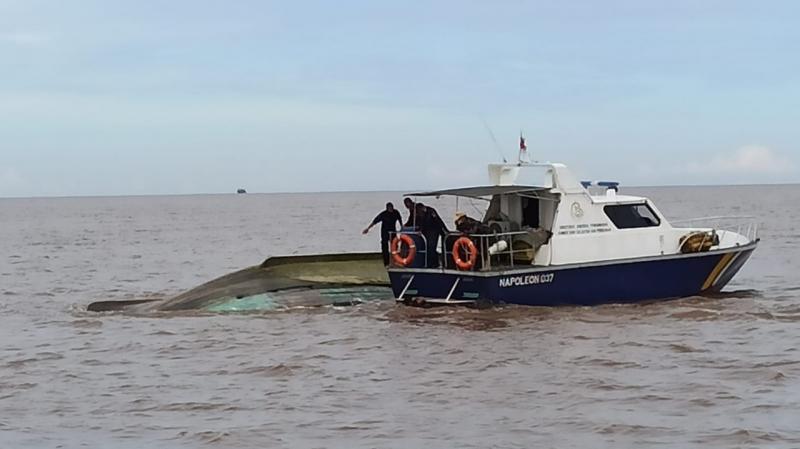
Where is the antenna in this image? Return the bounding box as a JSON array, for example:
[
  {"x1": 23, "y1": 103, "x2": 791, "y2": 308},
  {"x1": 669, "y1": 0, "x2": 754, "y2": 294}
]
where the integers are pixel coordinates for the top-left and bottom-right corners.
[{"x1": 481, "y1": 118, "x2": 507, "y2": 163}]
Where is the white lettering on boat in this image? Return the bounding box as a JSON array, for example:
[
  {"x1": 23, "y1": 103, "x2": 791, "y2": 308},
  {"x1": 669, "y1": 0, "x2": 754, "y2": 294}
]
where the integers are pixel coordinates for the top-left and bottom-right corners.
[{"x1": 498, "y1": 273, "x2": 554, "y2": 288}]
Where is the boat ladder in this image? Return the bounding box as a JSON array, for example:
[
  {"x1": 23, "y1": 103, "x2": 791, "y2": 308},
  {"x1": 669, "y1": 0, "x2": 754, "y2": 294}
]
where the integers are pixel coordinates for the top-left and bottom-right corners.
[
  {"x1": 397, "y1": 275, "x2": 415, "y2": 300},
  {"x1": 444, "y1": 277, "x2": 460, "y2": 302},
  {"x1": 397, "y1": 276, "x2": 476, "y2": 306}
]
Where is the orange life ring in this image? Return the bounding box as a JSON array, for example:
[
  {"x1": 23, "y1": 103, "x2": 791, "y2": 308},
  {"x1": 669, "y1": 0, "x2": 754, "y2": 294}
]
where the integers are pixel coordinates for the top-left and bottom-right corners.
[
  {"x1": 452, "y1": 236, "x2": 478, "y2": 271},
  {"x1": 391, "y1": 234, "x2": 417, "y2": 267}
]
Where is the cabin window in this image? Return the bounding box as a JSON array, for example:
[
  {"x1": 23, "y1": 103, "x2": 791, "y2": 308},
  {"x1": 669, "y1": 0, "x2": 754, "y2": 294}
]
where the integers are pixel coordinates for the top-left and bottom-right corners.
[{"x1": 603, "y1": 203, "x2": 660, "y2": 229}]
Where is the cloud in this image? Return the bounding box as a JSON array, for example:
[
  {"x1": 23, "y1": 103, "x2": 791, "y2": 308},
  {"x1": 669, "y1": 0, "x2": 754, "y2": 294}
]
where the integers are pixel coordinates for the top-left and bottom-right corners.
[
  {"x1": 0, "y1": 32, "x2": 50, "y2": 46},
  {"x1": 686, "y1": 145, "x2": 795, "y2": 175}
]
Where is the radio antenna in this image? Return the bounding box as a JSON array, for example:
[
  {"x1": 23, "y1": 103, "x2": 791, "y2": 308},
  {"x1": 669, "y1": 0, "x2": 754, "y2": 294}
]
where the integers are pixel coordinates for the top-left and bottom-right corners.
[{"x1": 481, "y1": 118, "x2": 507, "y2": 163}]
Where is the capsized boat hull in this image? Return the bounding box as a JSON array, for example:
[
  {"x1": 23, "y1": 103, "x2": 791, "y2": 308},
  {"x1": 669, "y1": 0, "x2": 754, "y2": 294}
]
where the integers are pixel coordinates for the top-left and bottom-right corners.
[
  {"x1": 389, "y1": 242, "x2": 757, "y2": 307},
  {"x1": 88, "y1": 252, "x2": 391, "y2": 313}
]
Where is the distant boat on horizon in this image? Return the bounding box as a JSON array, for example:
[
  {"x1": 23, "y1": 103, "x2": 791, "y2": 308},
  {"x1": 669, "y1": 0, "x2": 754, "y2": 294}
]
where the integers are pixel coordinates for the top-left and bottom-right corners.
[{"x1": 237, "y1": 188, "x2": 247, "y2": 194}]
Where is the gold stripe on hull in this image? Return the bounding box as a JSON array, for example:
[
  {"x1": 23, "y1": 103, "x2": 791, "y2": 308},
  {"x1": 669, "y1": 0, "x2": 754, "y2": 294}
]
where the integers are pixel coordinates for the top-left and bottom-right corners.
[{"x1": 701, "y1": 252, "x2": 736, "y2": 291}]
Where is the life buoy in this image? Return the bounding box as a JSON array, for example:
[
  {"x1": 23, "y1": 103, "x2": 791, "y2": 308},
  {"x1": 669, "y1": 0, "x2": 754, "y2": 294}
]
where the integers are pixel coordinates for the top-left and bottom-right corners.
[
  {"x1": 452, "y1": 236, "x2": 478, "y2": 271},
  {"x1": 391, "y1": 234, "x2": 416, "y2": 267}
]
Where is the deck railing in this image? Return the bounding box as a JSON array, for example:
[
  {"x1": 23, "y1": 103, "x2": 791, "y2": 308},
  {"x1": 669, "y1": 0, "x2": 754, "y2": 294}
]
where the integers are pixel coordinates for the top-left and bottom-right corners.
[
  {"x1": 669, "y1": 215, "x2": 759, "y2": 245},
  {"x1": 390, "y1": 229, "x2": 544, "y2": 271},
  {"x1": 443, "y1": 230, "x2": 543, "y2": 271}
]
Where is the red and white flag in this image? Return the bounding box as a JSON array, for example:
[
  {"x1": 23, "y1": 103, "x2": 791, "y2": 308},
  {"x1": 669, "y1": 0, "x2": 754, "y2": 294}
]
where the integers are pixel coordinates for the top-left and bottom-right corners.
[{"x1": 518, "y1": 132, "x2": 530, "y2": 163}]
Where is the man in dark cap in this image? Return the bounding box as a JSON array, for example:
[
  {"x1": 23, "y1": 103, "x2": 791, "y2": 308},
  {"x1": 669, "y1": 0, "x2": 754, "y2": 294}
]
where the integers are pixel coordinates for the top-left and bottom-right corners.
[
  {"x1": 403, "y1": 197, "x2": 416, "y2": 227},
  {"x1": 363, "y1": 202, "x2": 403, "y2": 266}
]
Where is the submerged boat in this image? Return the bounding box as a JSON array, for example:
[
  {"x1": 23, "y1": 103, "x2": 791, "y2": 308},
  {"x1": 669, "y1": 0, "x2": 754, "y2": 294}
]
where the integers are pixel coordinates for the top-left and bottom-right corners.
[
  {"x1": 87, "y1": 253, "x2": 391, "y2": 313},
  {"x1": 388, "y1": 161, "x2": 759, "y2": 307}
]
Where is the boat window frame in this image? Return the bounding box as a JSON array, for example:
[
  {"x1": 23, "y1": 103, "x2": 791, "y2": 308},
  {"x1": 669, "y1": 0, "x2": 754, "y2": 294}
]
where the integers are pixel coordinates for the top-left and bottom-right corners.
[{"x1": 603, "y1": 202, "x2": 662, "y2": 229}]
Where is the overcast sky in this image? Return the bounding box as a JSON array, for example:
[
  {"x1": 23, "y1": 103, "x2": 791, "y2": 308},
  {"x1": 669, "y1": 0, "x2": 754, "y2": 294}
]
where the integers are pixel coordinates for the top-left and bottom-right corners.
[{"x1": 1, "y1": 0, "x2": 799, "y2": 197}]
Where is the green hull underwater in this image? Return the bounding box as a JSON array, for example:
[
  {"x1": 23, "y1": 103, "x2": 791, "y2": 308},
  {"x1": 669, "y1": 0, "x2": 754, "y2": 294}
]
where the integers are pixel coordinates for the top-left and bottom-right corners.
[{"x1": 87, "y1": 253, "x2": 391, "y2": 313}]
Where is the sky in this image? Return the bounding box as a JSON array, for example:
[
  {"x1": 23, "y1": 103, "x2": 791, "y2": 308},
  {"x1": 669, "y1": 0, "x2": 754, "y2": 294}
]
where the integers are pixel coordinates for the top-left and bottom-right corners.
[{"x1": 1, "y1": 0, "x2": 799, "y2": 197}]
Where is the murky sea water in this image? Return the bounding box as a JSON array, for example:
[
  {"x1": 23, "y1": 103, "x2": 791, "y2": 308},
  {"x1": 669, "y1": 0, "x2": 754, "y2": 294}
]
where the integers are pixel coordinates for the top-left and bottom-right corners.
[{"x1": 1, "y1": 186, "x2": 799, "y2": 448}]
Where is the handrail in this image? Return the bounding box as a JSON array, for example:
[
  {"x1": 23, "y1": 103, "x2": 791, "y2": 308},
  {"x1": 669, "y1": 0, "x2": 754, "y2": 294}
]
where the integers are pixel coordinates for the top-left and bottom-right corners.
[
  {"x1": 447, "y1": 230, "x2": 532, "y2": 239},
  {"x1": 670, "y1": 215, "x2": 756, "y2": 224},
  {"x1": 668, "y1": 215, "x2": 759, "y2": 245},
  {"x1": 442, "y1": 229, "x2": 549, "y2": 271}
]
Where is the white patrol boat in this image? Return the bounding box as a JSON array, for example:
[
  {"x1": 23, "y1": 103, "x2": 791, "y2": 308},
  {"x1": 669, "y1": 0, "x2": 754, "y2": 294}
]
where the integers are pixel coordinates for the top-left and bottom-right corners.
[{"x1": 388, "y1": 161, "x2": 759, "y2": 307}]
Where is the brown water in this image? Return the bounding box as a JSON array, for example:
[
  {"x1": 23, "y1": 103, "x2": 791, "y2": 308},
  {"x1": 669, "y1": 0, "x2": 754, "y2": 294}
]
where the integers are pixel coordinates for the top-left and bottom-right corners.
[{"x1": 1, "y1": 186, "x2": 799, "y2": 448}]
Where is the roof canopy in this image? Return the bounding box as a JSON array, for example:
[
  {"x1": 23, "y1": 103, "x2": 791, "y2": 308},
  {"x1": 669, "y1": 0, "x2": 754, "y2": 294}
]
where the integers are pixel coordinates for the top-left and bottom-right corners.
[{"x1": 405, "y1": 185, "x2": 549, "y2": 199}]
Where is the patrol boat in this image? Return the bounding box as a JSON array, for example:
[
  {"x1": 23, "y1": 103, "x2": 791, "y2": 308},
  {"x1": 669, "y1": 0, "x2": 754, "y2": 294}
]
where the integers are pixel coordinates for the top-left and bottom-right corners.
[{"x1": 388, "y1": 161, "x2": 759, "y2": 307}]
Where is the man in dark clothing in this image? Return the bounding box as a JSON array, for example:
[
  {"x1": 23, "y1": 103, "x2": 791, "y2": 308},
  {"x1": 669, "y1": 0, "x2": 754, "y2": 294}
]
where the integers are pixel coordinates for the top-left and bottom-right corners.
[
  {"x1": 454, "y1": 212, "x2": 487, "y2": 234},
  {"x1": 403, "y1": 198, "x2": 416, "y2": 227},
  {"x1": 363, "y1": 202, "x2": 403, "y2": 266},
  {"x1": 415, "y1": 202, "x2": 448, "y2": 268}
]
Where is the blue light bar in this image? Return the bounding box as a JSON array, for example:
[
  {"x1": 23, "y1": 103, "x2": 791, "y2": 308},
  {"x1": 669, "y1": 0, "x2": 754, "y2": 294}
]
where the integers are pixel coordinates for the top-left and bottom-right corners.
[{"x1": 581, "y1": 180, "x2": 620, "y2": 190}]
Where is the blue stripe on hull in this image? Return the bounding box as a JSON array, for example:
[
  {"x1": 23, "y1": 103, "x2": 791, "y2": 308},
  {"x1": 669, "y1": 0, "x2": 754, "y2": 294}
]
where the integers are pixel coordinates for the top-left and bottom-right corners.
[{"x1": 389, "y1": 246, "x2": 756, "y2": 306}]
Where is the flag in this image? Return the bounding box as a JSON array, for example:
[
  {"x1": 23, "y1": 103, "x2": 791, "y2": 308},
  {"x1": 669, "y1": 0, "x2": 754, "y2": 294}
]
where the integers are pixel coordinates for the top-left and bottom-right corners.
[{"x1": 519, "y1": 134, "x2": 526, "y2": 151}]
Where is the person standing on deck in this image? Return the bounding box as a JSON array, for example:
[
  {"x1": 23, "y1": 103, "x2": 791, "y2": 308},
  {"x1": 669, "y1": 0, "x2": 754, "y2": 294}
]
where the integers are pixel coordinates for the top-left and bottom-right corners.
[
  {"x1": 416, "y1": 202, "x2": 448, "y2": 268},
  {"x1": 362, "y1": 202, "x2": 403, "y2": 266}
]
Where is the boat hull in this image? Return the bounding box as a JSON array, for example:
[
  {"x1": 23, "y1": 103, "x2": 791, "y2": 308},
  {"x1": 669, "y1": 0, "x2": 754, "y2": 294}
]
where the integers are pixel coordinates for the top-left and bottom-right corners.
[{"x1": 388, "y1": 243, "x2": 757, "y2": 307}]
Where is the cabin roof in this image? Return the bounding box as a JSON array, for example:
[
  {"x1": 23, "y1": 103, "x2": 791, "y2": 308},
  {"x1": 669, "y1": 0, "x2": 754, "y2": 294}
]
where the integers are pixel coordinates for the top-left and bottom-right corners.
[
  {"x1": 405, "y1": 185, "x2": 550, "y2": 199},
  {"x1": 589, "y1": 194, "x2": 648, "y2": 204}
]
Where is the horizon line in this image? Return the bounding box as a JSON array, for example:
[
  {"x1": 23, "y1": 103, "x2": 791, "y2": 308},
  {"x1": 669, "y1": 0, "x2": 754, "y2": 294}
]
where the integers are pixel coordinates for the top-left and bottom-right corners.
[{"x1": 1, "y1": 181, "x2": 799, "y2": 200}]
